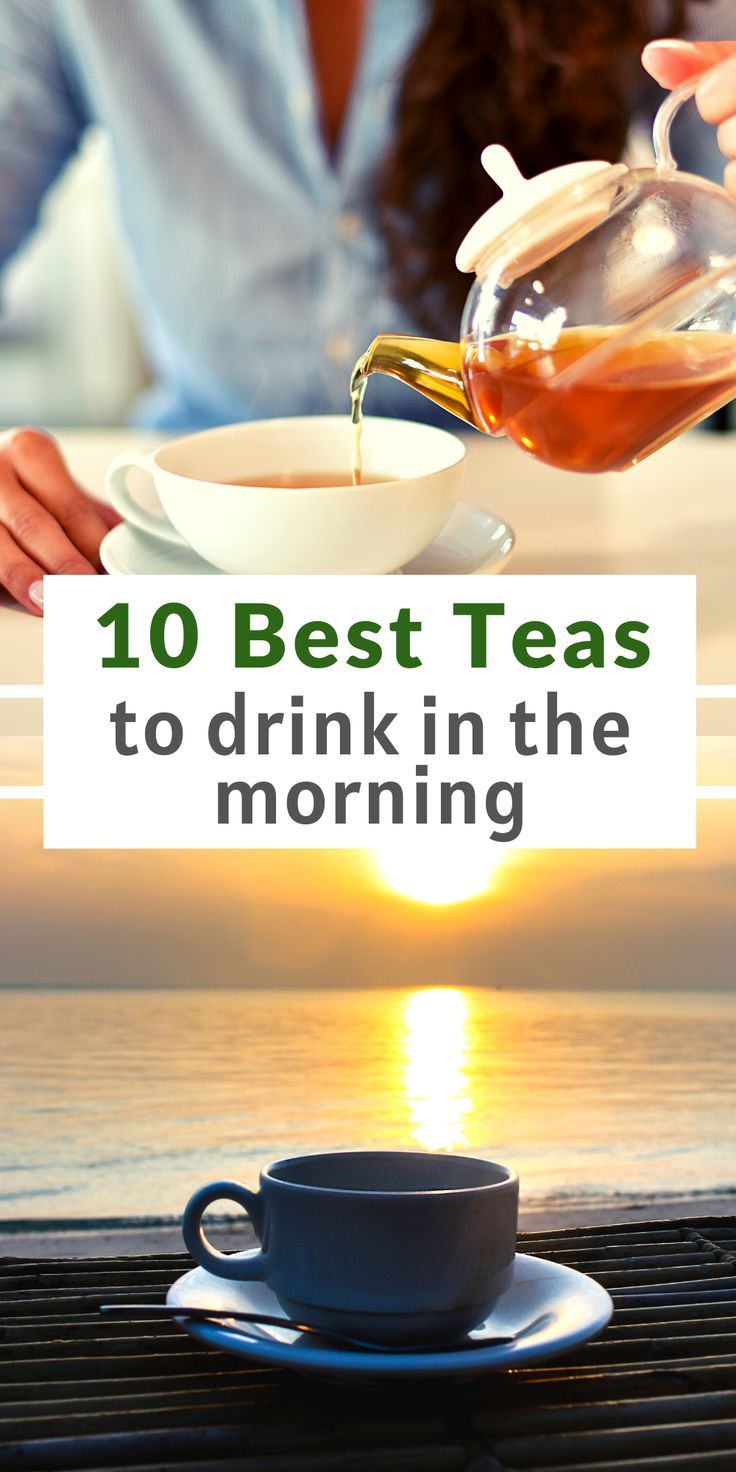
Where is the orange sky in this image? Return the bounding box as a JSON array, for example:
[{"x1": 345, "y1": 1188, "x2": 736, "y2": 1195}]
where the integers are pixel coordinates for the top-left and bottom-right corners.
[{"x1": 0, "y1": 772, "x2": 734, "y2": 987}]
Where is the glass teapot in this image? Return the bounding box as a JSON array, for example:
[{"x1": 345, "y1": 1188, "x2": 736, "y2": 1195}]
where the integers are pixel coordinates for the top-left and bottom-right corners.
[{"x1": 353, "y1": 82, "x2": 736, "y2": 473}]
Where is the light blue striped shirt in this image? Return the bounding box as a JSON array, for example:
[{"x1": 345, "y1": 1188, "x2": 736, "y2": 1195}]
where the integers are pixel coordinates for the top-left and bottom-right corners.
[{"x1": 0, "y1": 0, "x2": 730, "y2": 430}]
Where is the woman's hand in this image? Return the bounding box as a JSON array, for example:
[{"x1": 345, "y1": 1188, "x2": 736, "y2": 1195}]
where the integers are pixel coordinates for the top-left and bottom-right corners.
[
  {"x1": 0, "y1": 428, "x2": 116, "y2": 615},
  {"x1": 642, "y1": 39, "x2": 736, "y2": 198}
]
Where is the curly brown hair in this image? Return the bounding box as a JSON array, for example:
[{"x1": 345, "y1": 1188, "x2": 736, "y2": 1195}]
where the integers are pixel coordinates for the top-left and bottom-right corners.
[{"x1": 379, "y1": 0, "x2": 693, "y2": 331}]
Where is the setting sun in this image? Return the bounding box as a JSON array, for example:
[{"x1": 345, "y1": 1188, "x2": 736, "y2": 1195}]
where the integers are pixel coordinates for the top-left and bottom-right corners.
[{"x1": 373, "y1": 840, "x2": 507, "y2": 905}]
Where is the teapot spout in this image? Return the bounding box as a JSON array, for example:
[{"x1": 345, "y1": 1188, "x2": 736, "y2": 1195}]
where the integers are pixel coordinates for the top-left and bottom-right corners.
[{"x1": 351, "y1": 335, "x2": 475, "y2": 425}]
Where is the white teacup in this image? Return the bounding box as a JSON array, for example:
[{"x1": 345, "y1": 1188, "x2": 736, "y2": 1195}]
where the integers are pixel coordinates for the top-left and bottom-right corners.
[{"x1": 106, "y1": 415, "x2": 466, "y2": 575}]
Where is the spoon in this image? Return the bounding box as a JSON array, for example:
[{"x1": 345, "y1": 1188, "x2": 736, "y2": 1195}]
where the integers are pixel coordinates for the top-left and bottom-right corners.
[{"x1": 100, "y1": 1303, "x2": 516, "y2": 1354}]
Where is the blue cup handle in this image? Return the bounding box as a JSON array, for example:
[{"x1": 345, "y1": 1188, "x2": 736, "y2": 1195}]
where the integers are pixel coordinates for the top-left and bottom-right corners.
[{"x1": 182, "y1": 1179, "x2": 265, "y2": 1281}]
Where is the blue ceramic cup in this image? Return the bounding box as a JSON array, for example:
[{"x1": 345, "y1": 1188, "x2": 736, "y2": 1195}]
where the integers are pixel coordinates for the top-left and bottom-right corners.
[{"x1": 182, "y1": 1150, "x2": 518, "y2": 1345}]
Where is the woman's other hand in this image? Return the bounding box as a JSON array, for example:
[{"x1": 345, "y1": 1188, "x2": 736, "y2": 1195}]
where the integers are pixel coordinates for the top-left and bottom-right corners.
[
  {"x1": 0, "y1": 429, "x2": 117, "y2": 615},
  {"x1": 642, "y1": 39, "x2": 736, "y2": 198}
]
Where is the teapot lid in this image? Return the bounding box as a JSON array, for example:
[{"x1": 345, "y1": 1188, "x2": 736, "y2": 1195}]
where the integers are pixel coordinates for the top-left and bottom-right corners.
[{"x1": 456, "y1": 145, "x2": 626, "y2": 281}]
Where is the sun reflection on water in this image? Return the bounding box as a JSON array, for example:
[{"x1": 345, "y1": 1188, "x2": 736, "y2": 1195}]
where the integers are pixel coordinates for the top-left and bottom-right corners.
[{"x1": 402, "y1": 987, "x2": 472, "y2": 1151}]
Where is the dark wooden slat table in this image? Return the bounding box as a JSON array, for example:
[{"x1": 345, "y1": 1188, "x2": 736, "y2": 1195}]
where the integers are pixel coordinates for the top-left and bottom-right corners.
[{"x1": 1, "y1": 1215, "x2": 735, "y2": 1470}]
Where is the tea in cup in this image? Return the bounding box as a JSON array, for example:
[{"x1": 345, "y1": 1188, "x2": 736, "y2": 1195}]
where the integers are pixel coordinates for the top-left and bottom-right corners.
[
  {"x1": 105, "y1": 416, "x2": 466, "y2": 575},
  {"x1": 182, "y1": 1150, "x2": 519, "y2": 1346}
]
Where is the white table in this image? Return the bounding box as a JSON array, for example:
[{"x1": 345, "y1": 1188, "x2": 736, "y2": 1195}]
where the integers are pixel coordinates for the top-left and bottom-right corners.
[{"x1": 0, "y1": 427, "x2": 734, "y2": 700}]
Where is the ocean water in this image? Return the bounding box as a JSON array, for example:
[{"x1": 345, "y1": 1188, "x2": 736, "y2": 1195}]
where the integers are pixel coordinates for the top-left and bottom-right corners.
[{"x1": 1, "y1": 986, "x2": 734, "y2": 1221}]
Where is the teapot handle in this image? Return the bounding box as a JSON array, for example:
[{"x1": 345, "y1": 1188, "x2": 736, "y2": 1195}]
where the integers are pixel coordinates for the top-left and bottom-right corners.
[{"x1": 652, "y1": 78, "x2": 699, "y2": 172}]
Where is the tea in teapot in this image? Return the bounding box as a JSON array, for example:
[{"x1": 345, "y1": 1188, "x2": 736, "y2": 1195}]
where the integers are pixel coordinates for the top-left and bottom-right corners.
[
  {"x1": 465, "y1": 325, "x2": 736, "y2": 473},
  {"x1": 351, "y1": 80, "x2": 736, "y2": 476}
]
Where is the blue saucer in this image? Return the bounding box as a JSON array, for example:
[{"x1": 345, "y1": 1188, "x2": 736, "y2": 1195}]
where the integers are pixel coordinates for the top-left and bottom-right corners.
[{"x1": 167, "y1": 1251, "x2": 612, "y2": 1381}]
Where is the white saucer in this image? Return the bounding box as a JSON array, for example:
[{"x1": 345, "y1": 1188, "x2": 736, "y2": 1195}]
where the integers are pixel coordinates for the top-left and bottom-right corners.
[
  {"x1": 167, "y1": 1252, "x2": 612, "y2": 1382},
  {"x1": 100, "y1": 502, "x2": 514, "y2": 578}
]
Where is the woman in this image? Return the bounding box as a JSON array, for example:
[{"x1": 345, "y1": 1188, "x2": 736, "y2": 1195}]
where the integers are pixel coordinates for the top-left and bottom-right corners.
[{"x1": 0, "y1": 1, "x2": 733, "y2": 614}]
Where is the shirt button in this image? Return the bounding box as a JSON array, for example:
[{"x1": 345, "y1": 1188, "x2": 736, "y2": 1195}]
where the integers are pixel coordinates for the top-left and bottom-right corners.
[
  {"x1": 337, "y1": 211, "x2": 361, "y2": 241},
  {"x1": 326, "y1": 334, "x2": 352, "y2": 363}
]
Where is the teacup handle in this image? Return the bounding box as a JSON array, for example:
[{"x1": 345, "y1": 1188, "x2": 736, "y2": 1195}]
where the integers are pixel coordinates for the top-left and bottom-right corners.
[
  {"x1": 182, "y1": 1179, "x2": 265, "y2": 1281},
  {"x1": 106, "y1": 448, "x2": 186, "y2": 546}
]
